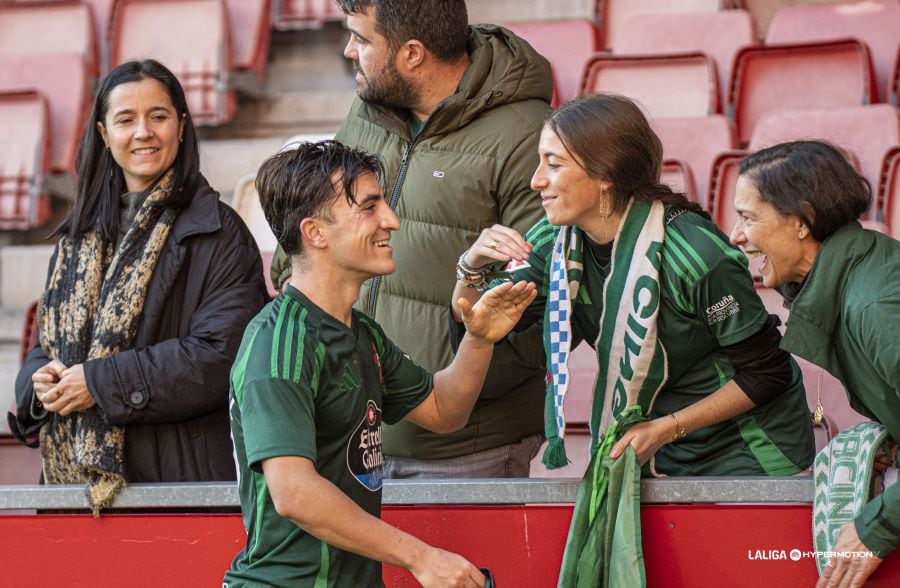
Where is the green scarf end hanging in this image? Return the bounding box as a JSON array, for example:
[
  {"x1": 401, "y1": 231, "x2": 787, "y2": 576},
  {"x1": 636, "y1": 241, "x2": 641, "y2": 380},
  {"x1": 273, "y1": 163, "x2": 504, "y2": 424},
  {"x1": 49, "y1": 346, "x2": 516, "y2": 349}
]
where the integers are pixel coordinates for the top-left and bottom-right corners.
[{"x1": 543, "y1": 436, "x2": 570, "y2": 469}]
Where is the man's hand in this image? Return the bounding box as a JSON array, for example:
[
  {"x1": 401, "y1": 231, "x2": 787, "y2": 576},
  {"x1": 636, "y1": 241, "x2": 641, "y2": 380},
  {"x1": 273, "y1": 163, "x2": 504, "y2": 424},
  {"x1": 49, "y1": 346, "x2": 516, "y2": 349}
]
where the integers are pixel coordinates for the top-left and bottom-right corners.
[
  {"x1": 411, "y1": 547, "x2": 485, "y2": 588},
  {"x1": 458, "y1": 280, "x2": 536, "y2": 343},
  {"x1": 42, "y1": 363, "x2": 97, "y2": 416},
  {"x1": 609, "y1": 418, "x2": 671, "y2": 465},
  {"x1": 816, "y1": 522, "x2": 882, "y2": 588}
]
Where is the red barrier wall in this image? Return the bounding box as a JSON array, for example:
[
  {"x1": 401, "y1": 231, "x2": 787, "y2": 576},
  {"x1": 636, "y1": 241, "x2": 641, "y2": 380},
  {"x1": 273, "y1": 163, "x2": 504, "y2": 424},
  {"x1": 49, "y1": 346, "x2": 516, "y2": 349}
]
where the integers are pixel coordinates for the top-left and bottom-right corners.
[{"x1": 0, "y1": 505, "x2": 897, "y2": 586}]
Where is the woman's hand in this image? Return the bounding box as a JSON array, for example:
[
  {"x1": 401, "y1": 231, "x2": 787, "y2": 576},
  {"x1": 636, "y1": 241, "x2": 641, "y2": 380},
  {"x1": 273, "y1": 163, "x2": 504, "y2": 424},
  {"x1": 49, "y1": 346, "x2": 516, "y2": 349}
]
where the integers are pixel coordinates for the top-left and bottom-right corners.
[
  {"x1": 32, "y1": 360, "x2": 67, "y2": 399},
  {"x1": 609, "y1": 417, "x2": 672, "y2": 465},
  {"x1": 816, "y1": 522, "x2": 882, "y2": 588},
  {"x1": 463, "y1": 224, "x2": 532, "y2": 269},
  {"x1": 41, "y1": 363, "x2": 97, "y2": 416}
]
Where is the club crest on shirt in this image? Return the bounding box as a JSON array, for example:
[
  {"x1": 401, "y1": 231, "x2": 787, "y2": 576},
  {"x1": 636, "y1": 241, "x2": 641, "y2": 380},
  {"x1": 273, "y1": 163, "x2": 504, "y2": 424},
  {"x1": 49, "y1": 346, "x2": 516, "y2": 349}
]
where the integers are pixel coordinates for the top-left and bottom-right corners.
[{"x1": 347, "y1": 400, "x2": 384, "y2": 491}]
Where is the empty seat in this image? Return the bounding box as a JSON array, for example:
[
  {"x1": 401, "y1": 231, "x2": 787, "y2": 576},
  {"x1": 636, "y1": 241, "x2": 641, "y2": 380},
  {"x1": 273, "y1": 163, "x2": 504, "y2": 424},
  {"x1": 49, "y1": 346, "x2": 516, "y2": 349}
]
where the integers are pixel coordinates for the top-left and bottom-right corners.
[
  {"x1": 0, "y1": 91, "x2": 51, "y2": 230},
  {"x1": 661, "y1": 159, "x2": 698, "y2": 203},
  {"x1": 111, "y1": 0, "x2": 237, "y2": 125},
  {"x1": 707, "y1": 150, "x2": 746, "y2": 235},
  {"x1": 748, "y1": 105, "x2": 900, "y2": 217},
  {"x1": 20, "y1": 299, "x2": 39, "y2": 366},
  {"x1": 652, "y1": 115, "x2": 737, "y2": 209},
  {"x1": 224, "y1": 0, "x2": 271, "y2": 83},
  {"x1": 231, "y1": 172, "x2": 277, "y2": 298},
  {"x1": 0, "y1": 53, "x2": 90, "y2": 173},
  {"x1": 503, "y1": 19, "x2": 598, "y2": 105},
  {"x1": 729, "y1": 39, "x2": 877, "y2": 145},
  {"x1": 617, "y1": 10, "x2": 756, "y2": 110},
  {"x1": 272, "y1": 0, "x2": 345, "y2": 31},
  {"x1": 580, "y1": 52, "x2": 719, "y2": 118},
  {"x1": 0, "y1": 0, "x2": 98, "y2": 76},
  {"x1": 879, "y1": 147, "x2": 900, "y2": 237},
  {"x1": 596, "y1": 0, "x2": 726, "y2": 51},
  {"x1": 766, "y1": 0, "x2": 900, "y2": 104}
]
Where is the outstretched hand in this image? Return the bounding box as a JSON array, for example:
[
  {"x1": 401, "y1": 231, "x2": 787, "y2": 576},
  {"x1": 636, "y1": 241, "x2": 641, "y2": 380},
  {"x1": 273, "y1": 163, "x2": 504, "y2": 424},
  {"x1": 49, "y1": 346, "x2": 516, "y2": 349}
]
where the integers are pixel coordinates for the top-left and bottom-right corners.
[
  {"x1": 458, "y1": 280, "x2": 536, "y2": 343},
  {"x1": 816, "y1": 522, "x2": 882, "y2": 588}
]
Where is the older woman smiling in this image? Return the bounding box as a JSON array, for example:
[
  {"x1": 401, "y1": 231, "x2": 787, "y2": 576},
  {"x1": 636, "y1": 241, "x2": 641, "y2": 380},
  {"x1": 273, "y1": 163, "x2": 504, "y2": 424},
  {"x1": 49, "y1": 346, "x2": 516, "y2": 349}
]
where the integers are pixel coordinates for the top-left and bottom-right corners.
[{"x1": 731, "y1": 140, "x2": 900, "y2": 588}]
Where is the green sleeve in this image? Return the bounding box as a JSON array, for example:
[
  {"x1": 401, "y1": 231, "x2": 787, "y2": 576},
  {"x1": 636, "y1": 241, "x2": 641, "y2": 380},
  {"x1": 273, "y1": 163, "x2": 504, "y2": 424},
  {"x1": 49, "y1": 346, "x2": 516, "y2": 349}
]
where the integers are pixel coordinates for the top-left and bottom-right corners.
[
  {"x1": 856, "y1": 298, "x2": 900, "y2": 437},
  {"x1": 854, "y1": 482, "x2": 900, "y2": 558},
  {"x1": 692, "y1": 256, "x2": 768, "y2": 347},
  {"x1": 242, "y1": 377, "x2": 317, "y2": 472}
]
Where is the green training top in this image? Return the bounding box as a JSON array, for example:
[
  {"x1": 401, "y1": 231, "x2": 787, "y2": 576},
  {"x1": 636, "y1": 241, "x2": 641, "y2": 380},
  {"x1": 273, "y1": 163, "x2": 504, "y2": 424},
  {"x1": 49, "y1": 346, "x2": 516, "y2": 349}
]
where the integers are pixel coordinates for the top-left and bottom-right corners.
[
  {"x1": 225, "y1": 286, "x2": 433, "y2": 587},
  {"x1": 510, "y1": 207, "x2": 814, "y2": 476}
]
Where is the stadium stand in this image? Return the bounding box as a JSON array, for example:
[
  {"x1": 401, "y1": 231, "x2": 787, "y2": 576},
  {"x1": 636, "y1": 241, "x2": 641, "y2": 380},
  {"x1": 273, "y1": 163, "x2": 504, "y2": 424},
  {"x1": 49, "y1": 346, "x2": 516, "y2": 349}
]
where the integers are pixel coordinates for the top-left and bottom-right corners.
[
  {"x1": 580, "y1": 52, "x2": 719, "y2": 118},
  {"x1": 271, "y1": 0, "x2": 344, "y2": 31},
  {"x1": 503, "y1": 19, "x2": 598, "y2": 106},
  {"x1": 660, "y1": 159, "x2": 698, "y2": 203},
  {"x1": 766, "y1": 0, "x2": 900, "y2": 103},
  {"x1": 616, "y1": 9, "x2": 756, "y2": 112},
  {"x1": 728, "y1": 39, "x2": 877, "y2": 145},
  {"x1": 0, "y1": 91, "x2": 51, "y2": 230},
  {"x1": 652, "y1": 115, "x2": 738, "y2": 209},
  {"x1": 0, "y1": 0, "x2": 98, "y2": 76},
  {"x1": 880, "y1": 146, "x2": 900, "y2": 237},
  {"x1": 0, "y1": 53, "x2": 91, "y2": 173},
  {"x1": 110, "y1": 0, "x2": 238, "y2": 125},
  {"x1": 748, "y1": 105, "x2": 900, "y2": 218},
  {"x1": 596, "y1": 0, "x2": 731, "y2": 51},
  {"x1": 231, "y1": 172, "x2": 278, "y2": 298},
  {"x1": 707, "y1": 150, "x2": 745, "y2": 234},
  {"x1": 225, "y1": 0, "x2": 272, "y2": 84}
]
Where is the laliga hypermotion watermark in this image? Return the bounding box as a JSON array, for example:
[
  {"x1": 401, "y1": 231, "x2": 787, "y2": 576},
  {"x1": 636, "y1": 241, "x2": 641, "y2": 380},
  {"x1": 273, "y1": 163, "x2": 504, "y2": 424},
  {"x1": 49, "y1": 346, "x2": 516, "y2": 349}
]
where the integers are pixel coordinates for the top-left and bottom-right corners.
[{"x1": 747, "y1": 548, "x2": 876, "y2": 561}]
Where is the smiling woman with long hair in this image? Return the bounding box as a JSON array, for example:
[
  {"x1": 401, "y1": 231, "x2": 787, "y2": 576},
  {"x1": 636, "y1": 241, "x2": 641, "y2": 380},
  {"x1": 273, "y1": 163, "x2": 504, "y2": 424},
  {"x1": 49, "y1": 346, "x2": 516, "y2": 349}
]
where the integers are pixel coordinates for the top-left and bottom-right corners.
[{"x1": 9, "y1": 59, "x2": 268, "y2": 511}]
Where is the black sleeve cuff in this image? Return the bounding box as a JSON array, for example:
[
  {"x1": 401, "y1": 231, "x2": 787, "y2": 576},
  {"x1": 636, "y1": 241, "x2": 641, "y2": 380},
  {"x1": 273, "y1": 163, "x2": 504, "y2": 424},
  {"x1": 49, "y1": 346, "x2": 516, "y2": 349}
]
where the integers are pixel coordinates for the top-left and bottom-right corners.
[{"x1": 724, "y1": 314, "x2": 794, "y2": 406}]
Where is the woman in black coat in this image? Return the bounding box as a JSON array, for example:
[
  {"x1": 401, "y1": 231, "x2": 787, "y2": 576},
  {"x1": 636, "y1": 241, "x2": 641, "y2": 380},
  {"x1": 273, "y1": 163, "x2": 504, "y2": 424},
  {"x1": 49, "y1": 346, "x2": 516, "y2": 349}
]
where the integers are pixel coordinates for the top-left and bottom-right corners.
[{"x1": 9, "y1": 60, "x2": 268, "y2": 509}]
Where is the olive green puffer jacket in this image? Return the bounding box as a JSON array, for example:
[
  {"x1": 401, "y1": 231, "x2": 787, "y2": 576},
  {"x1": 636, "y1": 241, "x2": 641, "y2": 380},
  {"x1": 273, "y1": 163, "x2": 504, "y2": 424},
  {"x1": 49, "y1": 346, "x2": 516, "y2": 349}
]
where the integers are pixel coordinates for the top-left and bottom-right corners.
[{"x1": 271, "y1": 25, "x2": 553, "y2": 460}]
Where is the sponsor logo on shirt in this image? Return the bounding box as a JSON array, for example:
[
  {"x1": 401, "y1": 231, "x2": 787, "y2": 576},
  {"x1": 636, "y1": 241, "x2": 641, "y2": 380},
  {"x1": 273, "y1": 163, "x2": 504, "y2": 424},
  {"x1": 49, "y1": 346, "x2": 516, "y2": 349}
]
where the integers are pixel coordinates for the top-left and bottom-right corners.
[
  {"x1": 347, "y1": 400, "x2": 384, "y2": 491},
  {"x1": 706, "y1": 294, "x2": 740, "y2": 325}
]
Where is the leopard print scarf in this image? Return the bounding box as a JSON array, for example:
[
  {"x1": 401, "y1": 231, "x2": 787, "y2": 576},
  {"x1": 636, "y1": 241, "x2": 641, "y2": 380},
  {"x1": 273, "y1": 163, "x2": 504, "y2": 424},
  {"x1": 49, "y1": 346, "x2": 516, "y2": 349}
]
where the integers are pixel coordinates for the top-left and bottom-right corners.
[{"x1": 39, "y1": 169, "x2": 177, "y2": 513}]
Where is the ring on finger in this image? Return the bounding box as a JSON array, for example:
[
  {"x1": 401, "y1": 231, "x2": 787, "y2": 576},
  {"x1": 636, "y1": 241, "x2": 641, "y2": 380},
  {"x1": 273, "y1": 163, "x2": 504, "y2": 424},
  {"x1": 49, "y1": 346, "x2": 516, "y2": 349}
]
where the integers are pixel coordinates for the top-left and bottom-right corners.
[{"x1": 488, "y1": 239, "x2": 499, "y2": 250}]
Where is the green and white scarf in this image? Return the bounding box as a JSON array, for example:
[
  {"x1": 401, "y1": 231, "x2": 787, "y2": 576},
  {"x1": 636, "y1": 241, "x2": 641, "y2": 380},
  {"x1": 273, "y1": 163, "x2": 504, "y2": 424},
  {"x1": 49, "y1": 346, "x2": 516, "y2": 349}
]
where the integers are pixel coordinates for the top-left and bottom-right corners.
[
  {"x1": 542, "y1": 199, "x2": 669, "y2": 469},
  {"x1": 813, "y1": 421, "x2": 896, "y2": 572}
]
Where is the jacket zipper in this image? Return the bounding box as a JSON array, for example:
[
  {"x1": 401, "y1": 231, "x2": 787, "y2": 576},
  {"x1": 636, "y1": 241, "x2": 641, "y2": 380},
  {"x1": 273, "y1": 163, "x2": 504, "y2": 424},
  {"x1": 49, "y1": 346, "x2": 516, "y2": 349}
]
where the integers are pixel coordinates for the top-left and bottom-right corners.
[{"x1": 366, "y1": 142, "x2": 413, "y2": 317}]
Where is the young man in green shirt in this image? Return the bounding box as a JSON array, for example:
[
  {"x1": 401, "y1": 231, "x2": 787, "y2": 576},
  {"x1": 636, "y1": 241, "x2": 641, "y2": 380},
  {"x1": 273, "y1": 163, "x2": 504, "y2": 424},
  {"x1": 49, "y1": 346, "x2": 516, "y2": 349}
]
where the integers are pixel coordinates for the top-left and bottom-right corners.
[{"x1": 224, "y1": 140, "x2": 535, "y2": 587}]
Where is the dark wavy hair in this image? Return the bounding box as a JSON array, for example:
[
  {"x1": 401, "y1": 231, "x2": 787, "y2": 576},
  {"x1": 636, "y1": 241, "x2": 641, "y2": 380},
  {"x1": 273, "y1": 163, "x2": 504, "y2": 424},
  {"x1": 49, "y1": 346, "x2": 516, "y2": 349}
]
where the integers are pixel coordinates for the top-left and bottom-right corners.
[
  {"x1": 545, "y1": 93, "x2": 707, "y2": 218},
  {"x1": 739, "y1": 140, "x2": 871, "y2": 242},
  {"x1": 255, "y1": 140, "x2": 385, "y2": 256},
  {"x1": 339, "y1": 0, "x2": 469, "y2": 62},
  {"x1": 54, "y1": 59, "x2": 200, "y2": 241}
]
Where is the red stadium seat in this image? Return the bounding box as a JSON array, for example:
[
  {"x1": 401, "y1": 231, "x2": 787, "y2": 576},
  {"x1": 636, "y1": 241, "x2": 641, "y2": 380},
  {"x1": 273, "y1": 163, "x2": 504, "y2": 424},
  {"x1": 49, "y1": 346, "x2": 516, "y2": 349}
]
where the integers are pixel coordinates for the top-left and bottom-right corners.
[
  {"x1": 0, "y1": 91, "x2": 51, "y2": 230},
  {"x1": 224, "y1": 0, "x2": 271, "y2": 83},
  {"x1": 707, "y1": 150, "x2": 746, "y2": 235},
  {"x1": 503, "y1": 19, "x2": 598, "y2": 105},
  {"x1": 0, "y1": 0, "x2": 98, "y2": 76},
  {"x1": 766, "y1": 0, "x2": 900, "y2": 103},
  {"x1": 879, "y1": 147, "x2": 900, "y2": 238},
  {"x1": 111, "y1": 0, "x2": 237, "y2": 125},
  {"x1": 0, "y1": 53, "x2": 91, "y2": 173},
  {"x1": 272, "y1": 0, "x2": 344, "y2": 31},
  {"x1": 231, "y1": 172, "x2": 278, "y2": 298},
  {"x1": 661, "y1": 159, "x2": 698, "y2": 203},
  {"x1": 652, "y1": 115, "x2": 738, "y2": 209},
  {"x1": 19, "y1": 299, "x2": 40, "y2": 367},
  {"x1": 748, "y1": 105, "x2": 900, "y2": 218},
  {"x1": 729, "y1": 39, "x2": 877, "y2": 145},
  {"x1": 617, "y1": 10, "x2": 756, "y2": 111},
  {"x1": 596, "y1": 0, "x2": 728, "y2": 51},
  {"x1": 580, "y1": 52, "x2": 719, "y2": 118}
]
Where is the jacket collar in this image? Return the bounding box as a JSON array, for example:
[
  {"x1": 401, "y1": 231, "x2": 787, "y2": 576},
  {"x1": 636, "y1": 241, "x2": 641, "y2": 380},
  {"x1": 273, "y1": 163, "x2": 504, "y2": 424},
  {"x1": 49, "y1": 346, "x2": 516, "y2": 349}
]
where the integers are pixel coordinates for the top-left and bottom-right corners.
[
  {"x1": 170, "y1": 177, "x2": 221, "y2": 243},
  {"x1": 780, "y1": 222, "x2": 873, "y2": 364}
]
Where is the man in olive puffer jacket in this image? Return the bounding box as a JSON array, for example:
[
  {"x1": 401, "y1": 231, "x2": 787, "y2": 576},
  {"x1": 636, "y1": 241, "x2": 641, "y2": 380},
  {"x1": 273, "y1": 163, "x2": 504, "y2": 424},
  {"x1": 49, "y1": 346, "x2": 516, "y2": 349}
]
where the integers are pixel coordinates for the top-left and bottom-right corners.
[{"x1": 271, "y1": 0, "x2": 554, "y2": 478}]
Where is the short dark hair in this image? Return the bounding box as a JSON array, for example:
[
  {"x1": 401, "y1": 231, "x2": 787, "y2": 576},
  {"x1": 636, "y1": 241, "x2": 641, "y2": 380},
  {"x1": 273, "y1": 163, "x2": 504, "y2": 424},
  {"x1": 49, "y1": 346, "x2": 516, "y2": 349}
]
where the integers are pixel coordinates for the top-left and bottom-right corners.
[
  {"x1": 339, "y1": 0, "x2": 469, "y2": 62},
  {"x1": 55, "y1": 59, "x2": 200, "y2": 241},
  {"x1": 546, "y1": 93, "x2": 706, "y2": 217},
  {"x1": 256, "y1": 140, "x2": 384, "y2": 256},
  {"x1": 739, "y1": 140, "x2": 872, "y2": 242}
]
